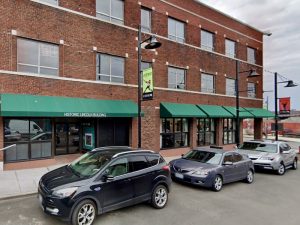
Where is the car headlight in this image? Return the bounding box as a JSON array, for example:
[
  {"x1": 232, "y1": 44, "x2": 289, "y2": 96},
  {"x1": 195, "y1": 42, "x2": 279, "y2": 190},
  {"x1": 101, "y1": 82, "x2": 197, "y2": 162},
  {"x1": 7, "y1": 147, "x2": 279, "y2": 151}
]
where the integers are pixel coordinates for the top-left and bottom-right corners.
[
  {"x1": 260, "y1": 156, "x2": 275, "y2": 161},
  {"x1": 52, "y1": 187, "x2": 78, "y2": 198},
  {"x1": 193, "y1": 170, "x2": 210, "y2": 176}
]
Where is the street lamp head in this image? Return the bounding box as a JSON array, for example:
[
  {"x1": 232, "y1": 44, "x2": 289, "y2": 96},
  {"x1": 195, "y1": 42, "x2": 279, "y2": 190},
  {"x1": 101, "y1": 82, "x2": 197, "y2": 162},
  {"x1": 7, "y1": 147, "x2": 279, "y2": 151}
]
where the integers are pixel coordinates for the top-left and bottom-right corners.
[
  {"x1": 248, "y1": 69, "x2": 260, "y2": 77},
  {"x1": 284, "y1": 80, "x2": 298, "y2": 88},
  {"x1": 144, "y1": 36, "x2": 162, "y2": 49}
]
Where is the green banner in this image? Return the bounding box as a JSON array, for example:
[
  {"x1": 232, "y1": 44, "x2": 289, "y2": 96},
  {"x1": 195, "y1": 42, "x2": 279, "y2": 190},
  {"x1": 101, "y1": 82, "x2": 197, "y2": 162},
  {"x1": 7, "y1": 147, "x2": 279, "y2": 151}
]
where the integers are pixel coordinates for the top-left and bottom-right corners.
[{"x1": 142, "y1": 68, "x2": 154, "y2": 100}]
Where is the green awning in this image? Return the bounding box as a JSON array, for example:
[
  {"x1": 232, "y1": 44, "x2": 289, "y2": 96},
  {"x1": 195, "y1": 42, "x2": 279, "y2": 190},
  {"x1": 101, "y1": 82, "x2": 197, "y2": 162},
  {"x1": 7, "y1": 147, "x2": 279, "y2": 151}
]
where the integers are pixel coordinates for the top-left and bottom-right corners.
[
  {"x1": 0, "y1": 94, "x2": 139, "y2": 117},
  {"x1": 197, "y1": 105, "x2": 234, "y2": 118},
  {"x1": 222, "y1": 106, "x2": 255, "y2": 118},
  {"x1": 160, "y1": 102, "x2": 207, "y2": 118},
  {"x1": 244, "y1": 107, "x2": 275, "y2": 118}
]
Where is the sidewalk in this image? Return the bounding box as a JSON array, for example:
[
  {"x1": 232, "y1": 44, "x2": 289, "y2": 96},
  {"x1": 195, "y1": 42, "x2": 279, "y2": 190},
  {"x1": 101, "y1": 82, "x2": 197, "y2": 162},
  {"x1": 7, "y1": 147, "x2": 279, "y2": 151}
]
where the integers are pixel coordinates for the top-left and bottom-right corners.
[{"x1": 0, "y1": 156, "x2": 178, "y2": 200}]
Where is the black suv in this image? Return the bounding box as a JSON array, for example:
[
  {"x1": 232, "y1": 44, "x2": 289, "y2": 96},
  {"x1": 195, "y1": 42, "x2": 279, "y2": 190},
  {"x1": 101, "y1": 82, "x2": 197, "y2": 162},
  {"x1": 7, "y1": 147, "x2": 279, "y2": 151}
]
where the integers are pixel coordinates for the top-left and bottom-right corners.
[{"x1": 38, "y1": 147, "x2": 171, "y2": 225}]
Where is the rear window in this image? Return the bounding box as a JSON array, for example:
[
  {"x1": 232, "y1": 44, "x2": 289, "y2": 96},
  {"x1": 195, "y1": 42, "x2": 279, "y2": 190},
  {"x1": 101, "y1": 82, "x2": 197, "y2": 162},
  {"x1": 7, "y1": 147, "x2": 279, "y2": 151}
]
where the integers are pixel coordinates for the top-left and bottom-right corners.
[{"x1": 129, "y1": 155, "x2": 149, "y2": 172}]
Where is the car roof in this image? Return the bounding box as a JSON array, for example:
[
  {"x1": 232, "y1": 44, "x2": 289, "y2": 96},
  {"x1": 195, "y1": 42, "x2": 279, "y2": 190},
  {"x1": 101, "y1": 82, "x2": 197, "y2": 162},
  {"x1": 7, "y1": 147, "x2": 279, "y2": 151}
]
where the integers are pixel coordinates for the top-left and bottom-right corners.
[
  {"x1": 243, "y1": 140, "x2": 282, "y2": 145},
  {"x1": 193, "y1": 147, "x2": 229, "y2": 154},
  {"x1": 91, "y1": 146, "x2": 157, "y2": 158}
]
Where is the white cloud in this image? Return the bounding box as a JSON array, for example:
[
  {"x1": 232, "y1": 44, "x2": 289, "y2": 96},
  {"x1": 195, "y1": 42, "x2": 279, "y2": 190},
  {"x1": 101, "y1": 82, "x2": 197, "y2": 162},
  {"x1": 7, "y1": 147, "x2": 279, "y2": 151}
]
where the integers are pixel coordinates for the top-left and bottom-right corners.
[{"x1": 198, "y1": 0, "x2": 300, "y2": 110}]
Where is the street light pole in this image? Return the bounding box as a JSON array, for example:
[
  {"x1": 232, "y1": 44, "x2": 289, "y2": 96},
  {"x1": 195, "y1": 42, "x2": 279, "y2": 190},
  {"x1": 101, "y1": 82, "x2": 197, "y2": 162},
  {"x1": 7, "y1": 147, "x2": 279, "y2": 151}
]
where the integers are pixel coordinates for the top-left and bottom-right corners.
[
  {"x1": 274, "y1": 72, "x2": 279, "y2": 141},
  {"x1": 137, "y1": 25, "x2": 142, "y2": 149},
  {"x1": 137, "y1": 26, "x2": 161, "y2": 149},
  {"x1": 235, "y1": 60, "x2": 240, "y2": 146}
]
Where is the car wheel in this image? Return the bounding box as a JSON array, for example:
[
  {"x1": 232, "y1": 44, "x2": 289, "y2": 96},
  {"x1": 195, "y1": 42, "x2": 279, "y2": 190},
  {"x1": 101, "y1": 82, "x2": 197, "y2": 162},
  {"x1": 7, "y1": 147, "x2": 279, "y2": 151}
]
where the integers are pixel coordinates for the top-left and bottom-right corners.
[
  {"x1": 292, "y1": 159, "x2": 298, "y2": 170},
  {"x1": 212, "y1": 175, "x2": 223, "y2": 192},
  {"x1": 244, "y1": 170, "x2": 254, "y2": 184},
  {"x1": 151, "y1": 185, "x2": 168, "y2": 209},
  {"x1": 71, "y1": 200, "x2": 96, "y2": 225},
  {"x1": 277, "y1": 163, "x2": 285, "y2": 175}
]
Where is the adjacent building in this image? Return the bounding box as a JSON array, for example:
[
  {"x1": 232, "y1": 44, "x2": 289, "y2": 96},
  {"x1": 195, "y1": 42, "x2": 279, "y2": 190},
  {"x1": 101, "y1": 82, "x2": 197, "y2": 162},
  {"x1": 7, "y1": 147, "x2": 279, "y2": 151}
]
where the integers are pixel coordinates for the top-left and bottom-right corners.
[{"x1": 0, "y1": 0, "x2": 273, "y2": 169}]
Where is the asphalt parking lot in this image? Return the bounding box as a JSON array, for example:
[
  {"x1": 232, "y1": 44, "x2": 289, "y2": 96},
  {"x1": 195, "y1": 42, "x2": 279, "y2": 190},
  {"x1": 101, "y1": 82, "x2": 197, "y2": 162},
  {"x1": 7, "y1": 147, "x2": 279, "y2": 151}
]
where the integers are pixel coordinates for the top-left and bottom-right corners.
[{"x1": 0, "y1": 167, "x2": 299, "y2": 225}]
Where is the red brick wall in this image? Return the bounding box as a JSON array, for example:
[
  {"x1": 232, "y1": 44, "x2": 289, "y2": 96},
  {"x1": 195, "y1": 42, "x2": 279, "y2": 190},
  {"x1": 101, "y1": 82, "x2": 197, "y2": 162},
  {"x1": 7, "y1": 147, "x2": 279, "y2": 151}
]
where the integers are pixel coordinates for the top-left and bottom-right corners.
[{"x1": 0, "y1": 0, "x2": 264, "y2": 152}]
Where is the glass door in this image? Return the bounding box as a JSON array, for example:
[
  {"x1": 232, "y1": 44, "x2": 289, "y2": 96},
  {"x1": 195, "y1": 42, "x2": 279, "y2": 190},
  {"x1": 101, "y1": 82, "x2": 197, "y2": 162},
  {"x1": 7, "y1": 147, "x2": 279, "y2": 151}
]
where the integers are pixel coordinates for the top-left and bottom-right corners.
[{"x1": 55, "y1": 123, "x2": 68, "y2": 155}]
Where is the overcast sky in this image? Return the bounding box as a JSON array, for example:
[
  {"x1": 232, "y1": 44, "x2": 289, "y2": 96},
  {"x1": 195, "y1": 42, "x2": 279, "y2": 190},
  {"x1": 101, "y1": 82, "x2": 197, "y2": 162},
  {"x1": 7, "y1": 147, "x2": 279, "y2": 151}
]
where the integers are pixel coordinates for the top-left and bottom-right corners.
[{"x1": 198, "y1": 0, "x2": 300, "y2": 111}]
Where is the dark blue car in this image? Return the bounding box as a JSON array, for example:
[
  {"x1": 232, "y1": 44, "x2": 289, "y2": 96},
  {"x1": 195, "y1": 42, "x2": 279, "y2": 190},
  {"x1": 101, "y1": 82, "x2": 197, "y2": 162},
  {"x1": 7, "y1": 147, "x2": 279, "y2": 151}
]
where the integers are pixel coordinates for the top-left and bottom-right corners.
[
  {"x1": 169, "y1": 148, "x2": 254, "y2": 191},
  {"x1": 38, "y1": 147, "x2": 171, "y2": 225}
]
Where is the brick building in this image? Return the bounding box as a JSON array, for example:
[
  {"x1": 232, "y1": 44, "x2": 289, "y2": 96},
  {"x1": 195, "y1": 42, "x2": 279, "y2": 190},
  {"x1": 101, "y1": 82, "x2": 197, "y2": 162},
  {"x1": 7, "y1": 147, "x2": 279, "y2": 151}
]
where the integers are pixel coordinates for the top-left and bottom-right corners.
[{"x1": 0, "y1": 0, "x2": 273, "y2": 169}]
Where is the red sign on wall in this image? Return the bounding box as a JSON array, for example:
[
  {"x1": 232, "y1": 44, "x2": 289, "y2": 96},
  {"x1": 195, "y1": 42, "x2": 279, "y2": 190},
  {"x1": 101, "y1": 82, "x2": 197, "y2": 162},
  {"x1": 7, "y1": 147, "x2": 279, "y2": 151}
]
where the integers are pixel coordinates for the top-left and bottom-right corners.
[{"x1": 279, "y1": 97, "x2": 291, "y2": 114}]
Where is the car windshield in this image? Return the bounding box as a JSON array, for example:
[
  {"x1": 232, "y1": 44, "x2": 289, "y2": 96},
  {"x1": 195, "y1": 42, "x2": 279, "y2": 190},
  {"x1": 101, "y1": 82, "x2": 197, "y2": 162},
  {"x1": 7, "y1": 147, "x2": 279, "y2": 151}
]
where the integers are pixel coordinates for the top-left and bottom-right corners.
[
  {"x1": 68, "y1": 151, "x2": 113, "y2": 178},
  {"x1": 183, "y1": 150, "x2": 222, "y2": 165},
  {"x1": 239, "y1": 142, "x2": 277, "y2": 153}
]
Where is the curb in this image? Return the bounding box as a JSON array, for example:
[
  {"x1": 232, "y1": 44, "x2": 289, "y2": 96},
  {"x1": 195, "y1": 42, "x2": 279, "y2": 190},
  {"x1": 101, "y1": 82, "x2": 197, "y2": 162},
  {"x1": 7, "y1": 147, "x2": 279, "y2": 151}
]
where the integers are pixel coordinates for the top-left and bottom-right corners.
[{"x1": 0, "y1": 191, "x2": 37, "y2": 201}]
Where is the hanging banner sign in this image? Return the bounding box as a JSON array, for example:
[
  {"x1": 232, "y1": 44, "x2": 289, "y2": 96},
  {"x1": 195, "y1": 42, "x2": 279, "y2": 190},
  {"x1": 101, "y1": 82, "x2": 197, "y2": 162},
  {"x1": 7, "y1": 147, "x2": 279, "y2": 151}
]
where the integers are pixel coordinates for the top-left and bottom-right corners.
[
  {"x1": 142, "y1": 68, "x2": 154, "y2": 100},
  {"x1": 279, "y1": 97, "x2": 291, "y2": 114}
]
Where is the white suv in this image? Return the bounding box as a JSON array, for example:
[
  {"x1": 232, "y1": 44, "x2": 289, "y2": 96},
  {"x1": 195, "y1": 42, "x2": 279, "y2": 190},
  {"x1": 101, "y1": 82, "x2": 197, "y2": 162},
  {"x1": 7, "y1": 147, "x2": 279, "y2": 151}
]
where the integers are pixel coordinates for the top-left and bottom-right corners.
[{"x1": 237, "y1": 140, "x2": 297, "y2": 175}]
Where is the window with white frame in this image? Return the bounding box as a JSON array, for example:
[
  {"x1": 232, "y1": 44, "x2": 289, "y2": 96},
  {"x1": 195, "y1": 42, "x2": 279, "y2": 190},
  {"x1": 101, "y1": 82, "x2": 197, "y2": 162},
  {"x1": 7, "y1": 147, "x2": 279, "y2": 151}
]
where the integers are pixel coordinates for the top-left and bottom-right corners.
[
  {"x1": 141, "y1": 8, "x2": 151, "y2": 33},
  {"x1": 201, "y1": 73, "x2": 215, "y2": 93},
  {"x1": 96, "y1": 0, "x2": 124, "y2": 24},
  {"x1": 17, "y1": 38, "x2": 59, "y2": 76},
  {"x1": 168, "y1": 18, "x2": 185, "y2": 43},
  {"x1": 225, "y1": 39, "x2": 236, "y2": 58},
  {"x1": 41, "y1": 0, "x2": 58, "y2": 5},
  {"x1": 96, "y1": 53, "x2": 124, "y2": 83},
  {"x1": 168, "y1": 67, "x2": 186, "y2": 90},
  {"x1": 247, "y1": 47, "x2": 256, "y2": 64},
  {"x1": 226, "y1": 78, "x2": 236, "y2": 96},
  {"x1": 247, "y1": 82, "x2": 256, "y2": 98},
  {"x1": 201, "y1": 30, "x2": 214, "y2": 51}
]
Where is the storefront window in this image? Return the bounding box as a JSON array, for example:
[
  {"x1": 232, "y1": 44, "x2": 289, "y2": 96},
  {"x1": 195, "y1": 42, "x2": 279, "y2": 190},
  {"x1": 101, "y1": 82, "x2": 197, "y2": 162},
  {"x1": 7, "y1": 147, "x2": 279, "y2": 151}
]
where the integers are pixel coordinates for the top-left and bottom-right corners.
[
  {"x1": 197, "y1": 119, "x2": 216, "y2": 146},
  {"x1": 4, "y1": 118, "x2": 52, "y2": 162},
  {"x1": 223, "y1": 118, "x2": 236, "y2": 144},
  {"x1": 160, "y1": 118, "x2": 189, "y2": 149}
]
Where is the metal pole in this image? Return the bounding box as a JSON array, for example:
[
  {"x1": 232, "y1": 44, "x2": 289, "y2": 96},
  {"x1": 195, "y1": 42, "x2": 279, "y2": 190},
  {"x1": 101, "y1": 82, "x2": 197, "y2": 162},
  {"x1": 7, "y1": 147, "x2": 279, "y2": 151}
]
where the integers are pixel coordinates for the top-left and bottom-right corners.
[
  {"x1": 236, "y1": 60, "x2": 240, "y2": 146},
  {"x1": 274, "y1": 72, "x2": 278, "y2": 141},
  {"x1": 138, "y1": 25, "x2": 142, "y2": 148}
]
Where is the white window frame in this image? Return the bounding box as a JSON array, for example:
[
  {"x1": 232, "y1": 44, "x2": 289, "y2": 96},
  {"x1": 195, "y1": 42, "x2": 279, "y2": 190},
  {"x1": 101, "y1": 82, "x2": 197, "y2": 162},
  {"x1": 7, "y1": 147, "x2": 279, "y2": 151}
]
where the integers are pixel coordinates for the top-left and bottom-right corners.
[
  {"x1": 247, "y1": 82, "x2": 256, "y2": 98},
  {"x1": 226, "y1": 78, "x2": 236, "y2": 96},
  {"x1": 96, "y1": 53, "x2": 125, "y2": 83},
  {"x1": 168, "y1": 18, "x2": 185, "y2": 43},
  {"x1": 225, "y1": 39, "x2": 236, "y2": 58},
  {"x1": 168, "y1": 67, "x2": 186, "y2": 90},
  {"x1": 201, "y1": 73, "x2": 215, "y2": 93},
  {"x1": 96, "y1": 0, "x2": 124, "y2": 24},
  {"x1": 247, "y1": 47, "x2": 256, "y2": 64},
  {"x1": 141, "y1": 8, "x2": 151, "y2": 33},
  {"x1": 201, "y1": 30, "x2": 214, "y2": 51},
  {"x1": 17, "y1": 38, "x2": 59, "y2": 76}
]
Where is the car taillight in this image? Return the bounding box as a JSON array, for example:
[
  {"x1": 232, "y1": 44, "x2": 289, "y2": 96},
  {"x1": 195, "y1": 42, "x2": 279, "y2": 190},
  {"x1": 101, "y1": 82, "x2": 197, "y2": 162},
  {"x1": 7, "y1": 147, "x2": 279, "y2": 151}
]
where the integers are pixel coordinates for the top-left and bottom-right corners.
[{"x1": 162, "y1": 165, "x2": 170, "y2": 172}]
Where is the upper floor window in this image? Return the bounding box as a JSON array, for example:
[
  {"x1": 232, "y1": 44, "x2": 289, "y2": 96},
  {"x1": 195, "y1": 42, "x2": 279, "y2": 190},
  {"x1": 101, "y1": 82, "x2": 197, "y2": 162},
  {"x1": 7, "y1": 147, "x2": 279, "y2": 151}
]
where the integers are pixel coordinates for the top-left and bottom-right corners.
[
  {"x1": 96, "y1": 53, "x2": 124, "y2": 83},
  {"x1": 141, "y1": 8, "x2": 151, "y2": 33},
  {"x1": 226, "y1": 78, "x2": 236, "y2": 96},
  {"x1": 41, "y1": 0, "x2": 58, "y2": 5},
  {"x1": 201, "y1": 30, "x2": 214, "y2": 51},
  {"x1": 247, "y1": 82, "x2": 256, "y2": 98},
  {"x1": 168, "y1": 67, "x2": 186, "y2": 90},
  {"x1": 225, "y1": 39, "x2": 236, "y2": 58},
  {"x1": 168, "y1": 18, "x2": 185, "y2": 43},
  {"x1": 96, "y1": 0, "x2": 124, "y2": 25},
  {"x1": 17, "y1": 38, "x2": 59, "y2": 76},
  {"x1": 247, "y1": 47, "x2": 256, "y2": 64},
  {"x1": 201, "y1": 73, "x2": 215, "y2": 93}
]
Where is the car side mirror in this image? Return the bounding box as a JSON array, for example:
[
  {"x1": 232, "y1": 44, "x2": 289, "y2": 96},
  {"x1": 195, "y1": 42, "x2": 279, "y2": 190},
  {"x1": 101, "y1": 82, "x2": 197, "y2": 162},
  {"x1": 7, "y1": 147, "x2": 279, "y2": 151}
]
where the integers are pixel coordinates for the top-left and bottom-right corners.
[
  {"x1": 102, "y1": 174, "x2": 114, "y2": 182},
  {"x1": 223, "y1": 161, "x2": 233, "y2": 166}
]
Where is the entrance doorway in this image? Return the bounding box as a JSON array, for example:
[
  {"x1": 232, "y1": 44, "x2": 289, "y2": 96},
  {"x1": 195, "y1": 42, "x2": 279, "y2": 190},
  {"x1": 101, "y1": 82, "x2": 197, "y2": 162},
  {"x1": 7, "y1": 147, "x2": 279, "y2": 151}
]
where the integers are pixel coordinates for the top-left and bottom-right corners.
[{"x1": 55, "y1": 123, "x2": 80, "y2": 155}]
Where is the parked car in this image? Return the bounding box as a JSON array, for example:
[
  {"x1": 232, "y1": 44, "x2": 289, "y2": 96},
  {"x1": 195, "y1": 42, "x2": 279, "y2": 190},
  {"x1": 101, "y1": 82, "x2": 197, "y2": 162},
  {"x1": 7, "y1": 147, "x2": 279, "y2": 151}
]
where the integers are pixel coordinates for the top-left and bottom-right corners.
[
  {"x1": 169, "y1": 148, "x2": 254, "y2": 192},
  {"x1": 237, "y1": 140, "x2": 298, "y2": 175},
  {"x1": 38, "y1": 147, "x2": 171, "y2": 225}
]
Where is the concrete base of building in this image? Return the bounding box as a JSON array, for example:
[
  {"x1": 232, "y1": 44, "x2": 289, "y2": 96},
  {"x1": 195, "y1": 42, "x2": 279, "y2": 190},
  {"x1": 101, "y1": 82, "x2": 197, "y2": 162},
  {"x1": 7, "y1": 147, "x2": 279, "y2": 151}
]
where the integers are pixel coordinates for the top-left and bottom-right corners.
[{"x1": 0, "y1": 161, "x2": 3, "y2": 171}]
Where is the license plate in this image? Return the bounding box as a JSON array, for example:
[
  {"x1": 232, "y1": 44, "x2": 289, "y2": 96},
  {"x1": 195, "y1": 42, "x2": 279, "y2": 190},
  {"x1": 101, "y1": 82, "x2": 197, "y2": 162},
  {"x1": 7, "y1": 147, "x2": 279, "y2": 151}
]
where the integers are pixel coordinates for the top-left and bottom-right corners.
[{"x1": 175, "y1": 172, "x2": 184, "y2": 179}]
